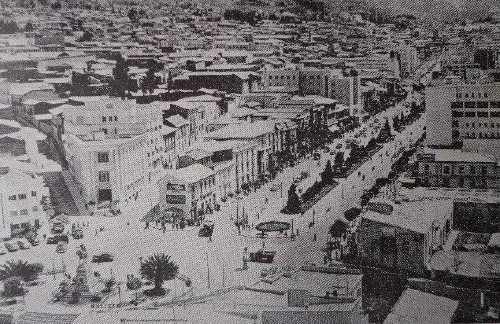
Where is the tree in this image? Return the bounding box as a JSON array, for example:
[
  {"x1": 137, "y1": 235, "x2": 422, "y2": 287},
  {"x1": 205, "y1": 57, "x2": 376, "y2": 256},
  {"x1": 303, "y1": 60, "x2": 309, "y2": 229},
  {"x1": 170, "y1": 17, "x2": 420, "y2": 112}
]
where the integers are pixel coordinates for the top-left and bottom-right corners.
[
  {"x1": 2, "y1": 277, "x2": 25, "y2": 298},
  {"x1": 0, "y1": 260, "x2": 43, "y2": 282},
  {"x1": 334, "y1": 152, "x2": 344, "y2": 167},
  {"x1": 393, "y1": 115, "x2": 400, "y2": 131},
  {"x1": 321, "y1": 160, "x2": 334, "y2": 185},
  {"x1": 24, "y1": 21, "x2": 34, "y2": 32},
  {"x1": 78, "y1": 30, "x2": 93, "y2": 42},
  {"x1": 128, "y1": 8, "x2": 139, "y2": 23},
  {"x1": 141, "y1": 65, "x2": 158, "y2": 95},
  {"x1": 140, "y1": 253, "x2": 178, "y2": 296},
  {"x1": 111, "y1": 56, "x2": 131, "y2": 99},
  {"x1": 50, "y1": 1, "x2": 61, "y2": 10},
  {"x1": 377, "y1": 118, "x2": 391, "y2": 142},
  {"x1": 329, "y1": 219, "x2": 347, "y2": 238},
  {"x1": 344, "y1": 207, "x2": 361, "y2": 222},
  {"x1": 283, "y1": 184, "x2": 301, "y2": 214}
]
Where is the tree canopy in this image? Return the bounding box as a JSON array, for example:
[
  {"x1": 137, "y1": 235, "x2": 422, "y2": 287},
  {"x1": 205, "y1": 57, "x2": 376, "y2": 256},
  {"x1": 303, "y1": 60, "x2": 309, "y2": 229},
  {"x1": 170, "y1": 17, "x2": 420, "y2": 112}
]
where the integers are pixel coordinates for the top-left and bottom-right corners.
[{"x1": 140, "y1": 253, "x2": 178, "y2": 295}]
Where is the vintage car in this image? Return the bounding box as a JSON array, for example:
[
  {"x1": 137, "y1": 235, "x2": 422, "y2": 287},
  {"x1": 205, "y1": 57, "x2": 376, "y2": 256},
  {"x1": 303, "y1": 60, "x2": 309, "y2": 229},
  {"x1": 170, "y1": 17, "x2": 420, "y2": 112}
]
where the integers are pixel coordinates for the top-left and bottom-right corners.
[{"x1": 248, "y1": 249, "x2": 276, "y2": 263}]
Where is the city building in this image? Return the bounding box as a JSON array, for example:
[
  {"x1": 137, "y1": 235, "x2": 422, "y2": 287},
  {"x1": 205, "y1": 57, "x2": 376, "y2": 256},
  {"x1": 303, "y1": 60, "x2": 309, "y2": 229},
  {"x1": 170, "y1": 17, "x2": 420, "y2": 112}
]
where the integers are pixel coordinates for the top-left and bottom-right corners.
[
  {"x1": 63, "y1": 99, "x2": 166, "y2": 208},
  {"x1": 356, "y1": 198, "x2": 454, "y2": 274},
  {"x1": 0, "y1": 162, "x2": 48, "y2": 239},
  {"x1": 157, "y1": 163, "x2": 216, "y2": 220},
  {"x1": 426, "y1": 83, "x2": 500, "y2": 149},
  {"x1": 415, "y1": 148, "x2": 499, "y2": 189}
]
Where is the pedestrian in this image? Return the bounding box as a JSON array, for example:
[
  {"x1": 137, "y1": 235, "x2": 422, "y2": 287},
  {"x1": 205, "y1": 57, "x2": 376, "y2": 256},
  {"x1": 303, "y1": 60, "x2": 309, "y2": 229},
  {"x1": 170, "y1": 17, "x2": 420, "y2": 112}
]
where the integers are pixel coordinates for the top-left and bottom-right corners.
[
  {"x1": 145, "y1": 221, "x2": 149, "y2": 229},
  {"x1": 209, "y1": 235, "x2": 212, "y2": 242},
  {"x1": 296, "y1": 229, "x2": 299, "y2": 236},
  {"x1": 163, "y1": 227, "x2": 166, "y2": 234},
  {"x1": 313, "y1": 233, "x2": 317, "y2": 241}
]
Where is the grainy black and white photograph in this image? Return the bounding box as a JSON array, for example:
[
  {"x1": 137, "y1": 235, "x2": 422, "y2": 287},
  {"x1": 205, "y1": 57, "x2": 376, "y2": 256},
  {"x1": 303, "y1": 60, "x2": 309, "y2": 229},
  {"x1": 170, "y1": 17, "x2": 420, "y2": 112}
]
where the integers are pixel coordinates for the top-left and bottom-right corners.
[{"x1": 0, "y1": 0, "x2": 499, "y2": 323}]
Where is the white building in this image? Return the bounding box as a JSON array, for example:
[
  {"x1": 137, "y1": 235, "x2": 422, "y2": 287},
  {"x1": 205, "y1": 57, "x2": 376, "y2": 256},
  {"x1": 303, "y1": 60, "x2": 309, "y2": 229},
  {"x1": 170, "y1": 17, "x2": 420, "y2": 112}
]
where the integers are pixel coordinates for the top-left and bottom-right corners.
[
  {"x1": 0, "y1": 163, "x2": 47, "y2": 239},
  {"x1": 426, "y1": 83, "x2": 500, "y2": 149},
  {"x1": 63, "y1": 99, "x2": 167, "y2": 207}
]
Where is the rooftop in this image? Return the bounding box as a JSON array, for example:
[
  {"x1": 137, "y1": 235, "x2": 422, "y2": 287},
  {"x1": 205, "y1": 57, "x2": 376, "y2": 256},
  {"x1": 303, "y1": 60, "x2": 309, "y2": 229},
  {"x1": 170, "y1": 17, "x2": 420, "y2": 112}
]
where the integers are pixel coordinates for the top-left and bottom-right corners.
[
  {"x1": 384, "y1": 289, "x2": 458, "y2": 324},
  {"x1": 423, "y1": 148, "x2": 497, "y2": 163},
  {"x1": 362, "y1": 198, "x2": 453, "y2": 234}
]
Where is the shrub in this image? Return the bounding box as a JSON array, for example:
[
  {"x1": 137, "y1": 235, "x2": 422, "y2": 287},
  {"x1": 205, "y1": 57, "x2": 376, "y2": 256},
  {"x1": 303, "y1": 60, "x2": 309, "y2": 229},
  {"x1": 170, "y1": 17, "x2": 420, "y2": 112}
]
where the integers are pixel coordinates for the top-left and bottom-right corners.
[
  {"x1": 126, "y1": 276, "x2": 142, "y2": 290},
  {"x1": 2, "y1": 277, "x2": 25, "y2": 298}
]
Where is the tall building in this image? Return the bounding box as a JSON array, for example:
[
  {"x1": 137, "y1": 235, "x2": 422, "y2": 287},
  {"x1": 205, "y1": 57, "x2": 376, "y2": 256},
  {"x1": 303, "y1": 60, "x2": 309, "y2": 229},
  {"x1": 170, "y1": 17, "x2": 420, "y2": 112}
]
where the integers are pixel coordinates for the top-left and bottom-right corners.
[
  {"x1": 426, "y1": 83, "x2": 500, "y2": 149},
  {"x1": 0, "y1": 163, "x2": 47, "y2": 239},
  {"x1": 63, "y1": 99, "x2": 166, "y2": 207}
]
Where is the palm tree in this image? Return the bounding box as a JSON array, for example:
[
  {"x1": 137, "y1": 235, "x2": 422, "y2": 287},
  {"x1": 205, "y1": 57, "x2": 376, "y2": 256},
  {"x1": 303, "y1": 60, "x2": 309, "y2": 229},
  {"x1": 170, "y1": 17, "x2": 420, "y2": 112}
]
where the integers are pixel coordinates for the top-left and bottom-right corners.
[
  {"x1": 0, "y1": 260, "x2": 43, "y2": 282},
  {"x1": 140, "y1": 253, "x2": 178, "y2": 296}
]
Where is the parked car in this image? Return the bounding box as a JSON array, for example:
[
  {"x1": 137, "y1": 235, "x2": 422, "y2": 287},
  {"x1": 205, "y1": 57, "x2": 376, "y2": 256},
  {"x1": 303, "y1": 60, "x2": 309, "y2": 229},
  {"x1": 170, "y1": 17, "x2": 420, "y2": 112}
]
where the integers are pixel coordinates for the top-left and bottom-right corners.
[
  {"x1": 72, "y1": 228, "x2": 83, "y2": 239},
  {"x1": 92, "y1": 253, "x2": 114, "y2": 263},
  {"x1": 313, "y1": 152, "x2": 321, "y2": 160},
  {"x1": 52, "y1": 221, "x2": 65, "y2": 234},
  {"x1": 0, "y1": 244, "x2": 7, "y2": 255},
  {"x1": 4, "y1": 241, "x2": 19, "y2": 252},
  {"x1": 27, "y1": 236, "x2": 40, "y2": 246},
  {"x1": 16, "y1": 239, "x2": 31, "y2": 250},
  {"x1": 336, "y1": 143, "x2": 343, "y2": 149},
  {"x1": 56, "y1": 242, "x2": 67, "y2": 253},
  {"x1": 47, "y1": 235, "x2": 69, "y2": 244},
  {"x1": 199, "y1": 221, "x2": 214, "y2": 237}
]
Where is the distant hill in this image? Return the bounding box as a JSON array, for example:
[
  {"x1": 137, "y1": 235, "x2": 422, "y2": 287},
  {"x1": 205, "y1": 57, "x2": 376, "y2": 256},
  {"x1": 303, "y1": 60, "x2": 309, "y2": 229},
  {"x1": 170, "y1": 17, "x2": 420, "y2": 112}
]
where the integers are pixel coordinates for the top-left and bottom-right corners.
[{"x1": 4, "y1": 0, "x2": 499, "y2": 24}]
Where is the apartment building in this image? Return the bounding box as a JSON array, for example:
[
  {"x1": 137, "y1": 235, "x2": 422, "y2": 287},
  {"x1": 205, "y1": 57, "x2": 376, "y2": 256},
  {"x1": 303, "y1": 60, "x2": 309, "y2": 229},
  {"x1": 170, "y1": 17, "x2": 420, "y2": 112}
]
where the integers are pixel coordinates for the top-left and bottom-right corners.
[
  {"x1": 63, "y1": 99, "x2": 166, "y2": 207},
  {"x1": 0, "y1": 164, "x2": 47, "y2": 239},
  {"x1": 426, "y1": 83, "x2": 500, "y2": 149}
]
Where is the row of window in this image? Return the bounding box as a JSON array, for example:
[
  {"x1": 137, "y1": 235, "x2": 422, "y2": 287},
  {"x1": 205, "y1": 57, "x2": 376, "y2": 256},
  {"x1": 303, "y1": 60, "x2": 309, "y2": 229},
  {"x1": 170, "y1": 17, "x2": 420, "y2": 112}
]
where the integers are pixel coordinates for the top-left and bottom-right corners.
[
  {"x1": 98, "y1": 171, "x2": 110, "y2": 182},
  {"x1": 451, "y1": 101, "x2": 500, "y2": 109},
  {"x1": 8, "y1": 192, "x2": 37, "y2": 200},
  {"x1": 461, "y1": 132, "x2": 500, "y2": 139},
  {"x1": 452, "y1": 111, "x2": 500, "y2": 118},
  {"x1": 102, "y1": 116, "x2": 118, "y2": 122},
  {"x1": 453, "y1": 121, "x2": 500, "y2": 128},
  {"x1": 10, "y1": 206, "x2": 38, "y2": 216},
  {"x1": 423, "y1": 164, "x2": 488, "y2": 175},
  {"x1": 455, "y1": 92, "x2": 489, "y2": 99}
]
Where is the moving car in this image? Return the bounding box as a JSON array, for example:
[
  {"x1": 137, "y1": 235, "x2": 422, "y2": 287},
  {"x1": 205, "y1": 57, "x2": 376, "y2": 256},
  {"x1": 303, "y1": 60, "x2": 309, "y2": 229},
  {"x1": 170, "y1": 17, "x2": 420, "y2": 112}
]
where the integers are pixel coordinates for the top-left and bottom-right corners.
[
  {"x1": 55, "y1": 242, "x2": 67, "y2": 253},
  {"x1": 92, "y1": 253, "x2": 114, "y2": 263},
  {"x1": 4, "y1": 241, "x2": 19, "y2": 252},
  {"x1": 47, "y1": 234, "x2": 69, "y2": 244},
  {"x1": 16, "y1": 239, "x2": 31, "y2": 250}
]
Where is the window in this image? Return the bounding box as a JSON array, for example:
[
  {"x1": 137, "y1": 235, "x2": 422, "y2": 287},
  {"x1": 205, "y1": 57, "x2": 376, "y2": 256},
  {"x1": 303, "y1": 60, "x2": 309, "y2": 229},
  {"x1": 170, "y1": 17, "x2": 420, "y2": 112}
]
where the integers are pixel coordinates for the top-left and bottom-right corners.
[
  {"x1": 490, "y1": 102, "x2": 500, "y2": 108},
  {"x1": 470, "y1": 165, "x2": 476, "y2": 174},
  {"x1": 114, "y1": 116, "x2": 118, "y2": 121},
  {"x1": 20, "y1": 209, "x2": 28, "y2": 215},
  {"x1": 31, "y1": 191, "x2": 36, "y2": 197},
  {"x1": 18, "y1": 194, "x2": 26, "y2": 200},
  {"x1": 464, "y1": 111, "x2": 476, "y2": 117},
  {"x1": 8, "y1": 195, "x2": 16, "y2": 200},
  {"x1": 102, "y1": 128, "x2": 108, "y2": 135},
  {"x1": 443, "y1": 165, "x2": 451, "y2": 175},
  {"x1": 464, "y1": 102, "x2": 476, "y2": 108},
  {"x1": 478, "y1": 112, "x2": 488, "y2": 117},
  {"x1": 465, "y1": 93, "x2": 469, "y2": 98},
  {"x1": 10, "y1": 211, "x2": 18, "y2": 217},
  {"x1": 481, "y1": 166, "x2": 487, "y2": 175},
  {"x1": 423, "y1": 164, "x2": 430, "y2": 172},
  {"x1": 458, "y1": 165, "x2": 464, "y2": 174},
  {"x1": 98, "y1": 171, "x2": 110, "y2": 182},
  {"x1": 484, "y1": 93, "x2": 488, "y2": 98},
  {"x1": 451, "y1": 102, "x2": 463, "y2": 109},
  {"x1": 452, "y1": 111, "x2": 463, "y2": 117},
  {"x1": 452, "y1": 121, "x2": 459, "y2": 127},
  {"x1": 108, "y1": 116, "x2": 113, "y2": 122},
  {"x1": 102, "y1": 116, "x2": 106, "y2": 122},
  {"x1": 98, "y1": 152, "x2": 109, "y2": 163},
  {"x1": 491, "y1": 112, "x2": 500, "y2": 117},
  {"x1": 477, "y1": 102, "x2": 488, "y2": 108}
]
